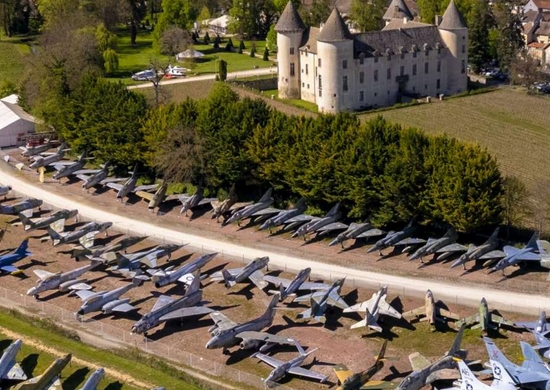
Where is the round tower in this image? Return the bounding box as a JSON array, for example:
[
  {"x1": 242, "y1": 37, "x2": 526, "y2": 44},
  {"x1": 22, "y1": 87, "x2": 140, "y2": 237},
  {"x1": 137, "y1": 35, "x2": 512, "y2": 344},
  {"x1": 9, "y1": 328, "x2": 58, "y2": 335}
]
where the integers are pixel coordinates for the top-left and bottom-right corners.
[
  {"x1": 275, "y1": 2, "x2": 306, "y2": 99},
  {"x1": 316, "y1": 8, "x2": 354, "y2": 113},
  {"x1": 438, "y1": 0, "x2": 468, "y2": 95}
]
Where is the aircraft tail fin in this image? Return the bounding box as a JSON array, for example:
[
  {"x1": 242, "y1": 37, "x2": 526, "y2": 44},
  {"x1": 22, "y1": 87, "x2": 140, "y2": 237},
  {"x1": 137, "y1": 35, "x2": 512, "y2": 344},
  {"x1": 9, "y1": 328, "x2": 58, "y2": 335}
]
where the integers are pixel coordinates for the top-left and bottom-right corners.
[
  {"x1": 376, "y1": 340, "x2": 389, "y2": 362},
  {"x1": 295, "y1": 197, "x2": 306, "y2": 210},
  {"x1": 15, "y1": 239, "x2": 29, "y2": 255},
  {"x1": 115, "y1": 252, "x2": 130, "y2": 269},
  {"x1": 326, "y1": 203, "x2": 340, "y2": 216},
  {"x1": 447, "y1": 324, "x2": 465, "y2": 357},
  {"x1": 521, "y1": 340, "x2": 546, "y2": 365},
  {"x1": 46, "y1": 227, "x2": 62, "y2": 245},
  {"x1": 222, "y1": 269, "x2": 235, "y2": 287},
  {"x1": 455, "y1": 360, "x2": 485, "y2": 390},
  {"x1": 488, "y1": 227, "x2": 500, "y2": 242},
  {"x1": 131, "y1": 164, "x2": 139, "y2": 177},
  {"x1": 405, "y1": 216, "x2": 417, "y2": 228},
  {"x1": 187, "y1": 272, "x2": 201, "y2": 294},
  {"x1": 258, "y1": 188, "x2": 273, "y2": 203},
  {"x1": 483, "y1": 337, "x2": 515, "y2": 367},
  {"x1": 18, "y1": 213, "x2": 34, "y2": 230},
  {"x1": 526, "y1": 233, "x2": 539, "y2": 250},
  {"x1": 491, "y1": 359, "x2": 516, "y2": 390},
  {"x1": 293, "y1": 340, "x2": 307, "y2": 356},
  {"x1": 260, "y1": 294, "x2": 279, "y2": 323}
]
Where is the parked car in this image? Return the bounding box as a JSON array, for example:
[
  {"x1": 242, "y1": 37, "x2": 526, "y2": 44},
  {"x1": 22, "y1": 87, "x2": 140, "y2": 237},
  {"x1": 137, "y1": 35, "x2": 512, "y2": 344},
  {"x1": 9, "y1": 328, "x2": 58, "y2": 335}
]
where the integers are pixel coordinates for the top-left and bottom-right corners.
[{"x1": 131, "y1": 69, "x2": 156, "y2": 81}]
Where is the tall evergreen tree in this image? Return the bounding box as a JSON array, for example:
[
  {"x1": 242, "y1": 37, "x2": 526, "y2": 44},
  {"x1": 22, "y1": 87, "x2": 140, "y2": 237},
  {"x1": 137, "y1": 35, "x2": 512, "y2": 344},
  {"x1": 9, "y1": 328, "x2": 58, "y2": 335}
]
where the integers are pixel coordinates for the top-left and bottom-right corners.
[
  {"x1": 468, "y1": 0, "x2": 491, "y2": 73},
  {"x1": 492, "y1": 0, "x2": 524, "y2": 70}
]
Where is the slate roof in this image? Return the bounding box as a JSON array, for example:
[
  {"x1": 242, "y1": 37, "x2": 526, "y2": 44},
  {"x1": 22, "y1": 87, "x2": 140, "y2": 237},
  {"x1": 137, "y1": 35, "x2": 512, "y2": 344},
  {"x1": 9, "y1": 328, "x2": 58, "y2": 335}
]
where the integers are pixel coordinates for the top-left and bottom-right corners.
[
  {"x1": 318, "y1": 8, "x2": 352, "y2": 42},
  {"x1": 383, "y1": 0, "x2": 414, "y2": 21},
  {"x1": 275, "y1": 1, "x2": 306, "y2": 32},
  {"x1": 438, "y1": 0, "x2": 467, "y2": 30},
  {"x1": 383, "y1": 19, "x2": 432, "y2": 30},
  {"x1": 300, "y1": 27, "x2": 320, "y2": 53}
]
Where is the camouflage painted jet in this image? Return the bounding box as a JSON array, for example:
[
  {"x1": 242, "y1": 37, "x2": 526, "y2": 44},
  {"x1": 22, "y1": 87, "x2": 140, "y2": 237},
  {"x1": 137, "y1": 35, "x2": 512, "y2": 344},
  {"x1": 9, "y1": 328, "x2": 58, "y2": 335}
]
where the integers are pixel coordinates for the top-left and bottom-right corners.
[
  {"x1": 489, "y1": 233, "x2": 540, "y2": 275},
  {"x1": 18, "y1": 209, "x2": 78, "y2": 232},
  {"x1": 223, "y1": 188, "x2": 279, "y2": 227},
  {"x1": 29, "y1": 143, "x2": 69, "y2": 169},
  {"x1": 12, "y1": 353, "x2": 71, "y2": 390},
  {"x1": 0, "y1": 198, "x2": 42, "y2": 217},
  {"x1": 78, "y1": 368, "x2": 104, "y2": 390},
  {"x1": 105, "y1": 164, "x2": 158, "y2": 203},
  {"x1": 259, "y1": 197, "x2": 310, "y2": 233},
  {"x1": 409, "y1": 228, "x2": 466, "y2": 263},
  {"x1": 51, "y1": 151, "x2": 91, "y2": 180},
  {"x1": 178, "y1": 186, "x2": 217, "y2": 217},
  {"x1": 263, "y1": 267, "x2": 330, "y2": 301},
  {"x1": 109, "y1": 244, "x2": 182, "y2": 277},
  {"x1": 329, "y1": 222, "x2": 385, "y2": 249},
  {"x1": 455, "y1": 298, "x2": 513, "y2": 332},
  {"x1": 333, "y1": 341, "x2": 395, "y2": 390},
  {"x1": 291, "y1": 203, "x2": 347, "y2": 241},
  {"x1": 0, "y1": 339, "x2": 27, "y2": 382},
  {"x1": 0, "y1": 239, "x2": 31, "y2": 274},
  {"x1": 294, "y1": 278, "x2": 349, "y2": 323},
  {"x1": 402, "y1": 290, "x2": 460, "y2": 330},
  {"x1": 76, "y1": 162, "x2": 127, "y2": 192},
  {"x1": 450, "y1": 228, "x2": 504, "y2": 270},
  {"x1": 210, "y1": 256, "x2": 269, "y2": 290},
  {"x1": 46, "y1": 221, "x2": 112, "y2": 248},
  {"x1": 367, "y1": 220, "x2": 425, "y2": 256},
  {"x1": 343, "y1": 286, "x2": 401, "y2": 332},
  {"x1": 73, "y1": 236, "x2": 146, "y2": 263},
  {"x1": 150, "y1": 252, "x2": 218, "y2": 288},
  {"x1": 210, "y1": 184, "x2": 252, "y2": 223},
  {"x1": 135, "y1": 183, "x2": 182, "y2": 212}
]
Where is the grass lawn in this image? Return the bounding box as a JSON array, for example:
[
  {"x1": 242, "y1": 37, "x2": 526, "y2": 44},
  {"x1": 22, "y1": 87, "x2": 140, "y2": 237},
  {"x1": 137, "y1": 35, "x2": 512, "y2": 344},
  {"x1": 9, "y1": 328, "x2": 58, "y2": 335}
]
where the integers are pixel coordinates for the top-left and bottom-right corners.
[
  {"x1": 262, "y1": 88, "x2": 319, "y2": 113},
  {"x1": 135, "y1": 79, "x2": 216, "y2": 104},
  {"x1": 0, "y1": 36, "x2": 33, "y2": 84}
]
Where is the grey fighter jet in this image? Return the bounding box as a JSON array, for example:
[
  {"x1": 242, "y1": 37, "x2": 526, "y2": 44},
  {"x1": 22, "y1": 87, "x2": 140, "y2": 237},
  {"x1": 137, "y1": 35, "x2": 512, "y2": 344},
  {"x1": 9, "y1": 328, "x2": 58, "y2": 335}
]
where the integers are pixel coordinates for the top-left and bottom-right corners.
[
  {"x1": 409, "y1": 228, "x2": 466, "y2": 263},
  {"x1": 205, "y1": 294, "x2": 280, "y2": 353},
  {"x1": 343, "y1": 286, "x2": 402, "y2": 332},
  {"x1": 20, "y1": 139, "x2": 55, "y2": 158},
  {"x1": 29, "y1": 142, "x2": 69, "y2": 169},
  {"x1": 51, "y1": 151, "x2": 90, "y2": 180},
  {"x1": 451, "y1": 228, "x2": 504, "y2": 269},
  {"x1": 75, "y1": 277, "x2": 146, "y2": 319},
  {"x1": 210, "y1": 256, "x2": 269, "y2": 290},
  {"x1": 402, "y1": 289, "x2": 460, "y2": 329},
  {"x1": 0, "y1": 198, "x2": 42, "y2": 217},
  {"x1": 223, "y1": 188, "x2": 279, "y2": 227},
  {"x1": 252, "y1": 340, "x2": 328, "y2": 387},
  {"x1": 105, "y1": 164, "x2": 158, "y2": 203},
  {"x1": 263, "y1": 267, "x2": 331, "y2": 301},
  {"x1": 210, "y1": 184, "x2": 252, "y2": 223},
  {"x1": 489, "y1": 233, "x2": 540, "y2": 275},
  {"x1": 18, "y1": 209, "x2": 78, "y2": 232},
  {"x1": 131, "y1": 273, "x2": 213, "y2": 336},
  {"x1": 26, "y1": 260, "x2": 102, "y2": 299},
  {"x1": 329, "y1": 222, "x2": 386, "y2": 248},
  {"x1": 73, "y1": 236, "x2": 146, "y2": 262},
  {"x1": 456, "y1": 298, "x2": 513, "y2": 333},
  {"x1": 368, "y1": 220, "x2": 425, "y2": 256},
  {"x1": 259, "y1": 198, "x2": 310, "y2": 233},
  {"x1": 291, "y1": 203, "x2": 347, "y2": 241},
  {"x1": 78, "y1": 368, "x2": 104, "y2": 390},
  {"x1": 46, "y1": 221, "x2": 112, "y2": 248},
  {"x1": 395, "y1": 325, "x2": 465, "y2": 390},
  {"x1": 178, "y1": 186, "x2": 217, "y2": 216},
  {"x1": 12, "y1": 353, "x2": 71, "y2": 390},
  {"x1": 76, "y1": 162, "x2": 127, "y2": 192},
  {"x1": 0, "y1": 339, "x2": 27, "y2": 381},
  {"x1": 515, "y1": 311, "x2": 550, "y2": 335},
  {"x1": 0, "y1": 185, "x2": 12, "y2": 198},
  {"x1": 530, "y1": 330, "x2": 550, "y2": 359},
  {"x1": 453, "y1": 359, "x2": 516, "y2": 390},
  {"x1": 135, "y1": 183, "x2": 182, "y2": 212},
  {"x1": 294, "y1": 278, "x2": 349, "y2": 323},
  {"x1": 150, "y1": 252, "x2": 218, "y2": 288},
  {"x1": 109, "y1": 244, "x2": 182, "y2": 277}
]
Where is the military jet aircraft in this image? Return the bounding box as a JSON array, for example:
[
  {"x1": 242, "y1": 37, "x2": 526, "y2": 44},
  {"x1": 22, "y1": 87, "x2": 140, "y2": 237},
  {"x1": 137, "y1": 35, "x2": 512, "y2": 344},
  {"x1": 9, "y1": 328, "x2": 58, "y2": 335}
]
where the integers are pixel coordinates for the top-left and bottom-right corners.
[
  {"x1": 0, "y1": 339, "x2": 27, "y2": 382},
  {"x1": 206, "y1": 294, "x2": 280, "y2": 354},
  {"x1": 150, "y1": 252, "x2": 218, "y2": 288},
  {"x1": 456, "y1": 298, "x2": 513, "y2": 333},
  {"x1": 409, "y1": 228, "x2": 466, "y2": 263},
  {"x1": 78, "y1": 368, "x2": 104, "y2": 390},
  {"x1": 252, "y1": 340, "x2": 328, "y2": 386},
  {"x1": 210, "y1": 184, "x2": 251, "y2": 223},
  {"x1": 367, "y1": 220, "x2": 425, "y2": 256},
  {"x1": 402, "y1": 290, "x2": 460, "y2": 330},
  {"x1": 210, "y1": 256, "x2": 269, "y2": 290},
  {"x1": 259, "y1": 197, "x2": 310, "y2": 233},
  {"x1": 18, "y1": 209, "x2": 78, "y2": 232},
  {"x1": 515, "y1": 311, "x2": 550, "y2": 335},
  {"x1": 20, "y1": 139, "x2": 55, "y2": 158},
  {"x1": 291, "y1": 203, "x2": 348, "y2": 241},
  {"x1": 452, "y1": 359, "x2": 516, "y2": 390},
  {"x1": 51, "y1": 151, "x2": 91, "y2": 180},
  {"x1": 46, "y1": 221, "x2": 112, "y2": 248},
  {"x1": 343, "y1": 286, "x2": 401, "y2": 332},
  {"x1": 131, "y1": 274, "x2": 213, "y2": 336},
  {"x1": 223, "y1": 188, "x2": 279, "y2": 227},
  {"x1": 135, "y1": 183, "x2": 182, "y2": 212},
  {"x1": 178, "y1": 186, "x2": 217, "y2": 216},
  {"x1": 75, "y1": 277, "x2": 146, "y2": 319},
  {"x1": 333, "y1": 341, "x2": 394, "y2": 390},
  {"x1": 294, "y1": 278, "x2": 349, "y2": 324},
  {"x1": 263, "y1": 267, "x2": 331, "y2": 301},
  {"x1": 530, "y1": 330, "x2": 550, "y2": 359},
  {"x1": 76, "y1": 162, "x2": 127, "y2": 192},
  {"x1": 109, "y1": 244, "x2": 182, "y2": 277},
  {"x1": 450, "y1": 228, "x2": 504, "y2": 270},
  {"x1": 105, "y1": 164, "x2": 158, "y2": 203},
  {"x1": 12, "y1": 353, "x2": 71, "y2": 390},
  {"x1": 329, "y1": 222, "x2": 385, "y2": 249},
  {"x1": 489, "y1": 233, "x2": 541, "y2": 275},
  {"x1": 27, "y1": 260, "x2": 102, "y2": 299},
  {"x1": 0, "y1": 239, "x2": 31, "y2": 274},
  {"x1": 0, "y1": 185, "x2": 12, "y2": 198},
  {"x1": 0, "y1": 198, "x2": 42, "y2": 217},
  {"x1": 395, "y1": 325, "x2": 465, "y2": 390},
  {"x1": 73, "y1": 236, "x2": 146, "y2": 262},
  {"x1": 29, "y1": 142, "x2": 69, "y2": 170}
]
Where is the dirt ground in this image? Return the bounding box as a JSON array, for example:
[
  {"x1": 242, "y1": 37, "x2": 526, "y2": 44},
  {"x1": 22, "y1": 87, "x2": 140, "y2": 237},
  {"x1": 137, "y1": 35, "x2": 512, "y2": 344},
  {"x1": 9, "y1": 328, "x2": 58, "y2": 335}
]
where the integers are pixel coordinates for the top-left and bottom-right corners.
[{"x1": 0, "y1": 151, "x2": 546, "y2": 389}]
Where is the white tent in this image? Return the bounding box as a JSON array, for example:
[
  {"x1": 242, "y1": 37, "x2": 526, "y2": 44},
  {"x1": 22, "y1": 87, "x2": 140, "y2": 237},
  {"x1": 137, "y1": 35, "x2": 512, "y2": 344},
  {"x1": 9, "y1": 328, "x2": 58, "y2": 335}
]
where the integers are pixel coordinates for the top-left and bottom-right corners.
[
  {"x1": 208, "y1": 14, "x2": 230, "y2": 35},
  {"x1": 175, "y1": 49, "x2": 205, "y2": 60},
  {"x1": 0, "y1": 94, "x2": 35, "y2": 148}
]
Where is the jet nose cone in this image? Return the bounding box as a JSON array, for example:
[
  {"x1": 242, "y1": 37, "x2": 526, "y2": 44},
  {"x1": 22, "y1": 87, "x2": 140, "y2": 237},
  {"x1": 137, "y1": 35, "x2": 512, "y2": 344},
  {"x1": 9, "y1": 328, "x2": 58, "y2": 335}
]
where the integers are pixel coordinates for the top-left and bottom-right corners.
[
  {"x1": 77, "y1": 309, "x2": 84, "y2": 315},
  {"x1": 7, "y1": 186, "x2": 12, "y2": 190},
  {"x1": 205, "y1": 338, "x2": 216, "y2": 349},
  {"x1": 328, "y1": 238, "x2": 339, "y2": 247},
  {"x1": 27, "y1": 287, "x2": 37, "y2": 296}
]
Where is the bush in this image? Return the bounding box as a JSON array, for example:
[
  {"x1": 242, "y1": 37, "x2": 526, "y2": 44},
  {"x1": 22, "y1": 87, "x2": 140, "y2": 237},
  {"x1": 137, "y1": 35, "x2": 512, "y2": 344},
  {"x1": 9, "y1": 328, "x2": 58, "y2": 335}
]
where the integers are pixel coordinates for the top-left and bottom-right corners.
[
  {"x1": 250, "y1": 43, "x2": 256, "y2": 58},
  {"x1": 262, "y1": 47, "x2": 269, "y2": 61}
]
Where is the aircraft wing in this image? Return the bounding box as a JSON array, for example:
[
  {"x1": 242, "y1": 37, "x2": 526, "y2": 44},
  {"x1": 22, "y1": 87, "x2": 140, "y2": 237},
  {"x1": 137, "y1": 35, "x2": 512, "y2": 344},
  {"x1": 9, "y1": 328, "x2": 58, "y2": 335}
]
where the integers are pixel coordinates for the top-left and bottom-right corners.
[
  {"x1": 403, "y1": 306, "x2": 426, "y2": 317},
  {"x1": 344, "y1": 295, "x2": 376, "y2": 313},
  {"x1": 134, "y1": 184, "x2": 159, "y2": 193},
  {"x1": 227, "y1": 202, "x2": 253, "y2": 212},
  {"x1": 73, "y1": 169, "x2": 100, "y2": 175},
  {"x1": 253, "y1": 352, "x2": 284, "y2": 368},
  {"x1": 327, "y1": 290, "x2": 349, "y2": 310},
  {"x1": 299, "y1": 281, "x2": 331, "y2": 291},
  {"x1": 209, "y1": 311, "x2": 237, "y2": 331},
  {"x1": 357, "y1": 228, "x2": 386, "y2": 238},
  {"x1": 408, "y1": 352, "x2": 432, "y2": 371},
  {"x1": 48, "y1": 160, "x2": 73, "y2": 166},
  {"x1": 159, "y1": 306, "x2": 213, "y2": 321},
  {"x1": 263, "y1": 275, "x2": 291, "y2": 288},
  {"x1": 503, "y1": 245, "x2": 520, "y2": 257},
  {"x1": 359, "y1": 380, "x2": 396, "y2": 389},
  {"x1": 135, "y1": 191, "x2": 155, "y2": 201},
  {"x1": 198, "y1": 197, "x2": 218, "y2": 206},
  {"x1": 516, "y1": 252, "x2": 541, "y2": 261},
  {"x1": 317, "y1": 222, "x2": 349, "y2": 233},
  {"x1": 68, "y1": 282, "x2": 92, "y2": 291},
  {"x1": 252, "y1": 207, "x2": 280, "y2": 217},
  {"x1": 436, "y1": 243, "x2": 467, "y2": 253},
  {"x1": 111, "y1": 303, "x2": 136, "y2": 313},
  {"x1": 490, "y1": 313, "x2": 513, "y2": 326},
  {"x1": 106, "y1": 182, "x2": 123, "y2": 191},
  {"x1": 287, "y1": 366, "x2": 328, "y2": 382},
  {"x1": 437, "y1": 307, "x2": 460, "y2": 321},
  {"x1": 395, "y1": 237, "x2": 427, "y2": 246},
  {"x1": 378, "y1": 300, "x2": 402, "y2": 319},
  {"x1": 515, "y1": 370, "x2": 550, "y2": 385},
  {"x1": 100, "y1": 178, "x2": 128, "y2": 185},
  {"x1": 46, "y1": 376, "x2": 63, "y2": 390},
  {"x1": 237, "y1": 331, "x2": 295, "y2": 346},
  {"x1": 4, "y1": 362, "x2": 26, "y2": 380},
  {"x1": 457, "y1": 314, "x2": 480, "y2": 327},
  {"x1": 248, "y1": 269, "x2": 268, "y2": 290},
  {"x1": 333, "y1": 363, "x2": 353, "y2": 385},
  {"x1": 0, "y1": 265, "x2": 21, "y2": 274},
  {"x1": 33, "y1": 269, "x2": 55, "y2": 280},
  {"x1": 164, "y1": 194, "x2": 181, "y2": 201},
  {"x1": 479, "y1": 250, "x2": 506, "y2": 260},
  {"x1": 285, "y1": 214, "x2": 316, "y2": 224},
  {"x1": 50, "y1": 219, "x2": 66, "y2": 233},
  {"x1": 151, "y1": 295, "x2": 174, "y2": 312},
  {"x1": 79, "y1": 232, "x2": 97, "y2": 248},
  {"x1": 210, "y1": 268, "x2": 241, "y2": 281},
  {"x1": 76, "y1": 174, "x2": 91, "y2": 182},
  {"x1": 515, "y1": 321, "x2": 537, "y2": 329},
  {"x1": 75, "y1": 290, "x2": 97, "y2": 301}
]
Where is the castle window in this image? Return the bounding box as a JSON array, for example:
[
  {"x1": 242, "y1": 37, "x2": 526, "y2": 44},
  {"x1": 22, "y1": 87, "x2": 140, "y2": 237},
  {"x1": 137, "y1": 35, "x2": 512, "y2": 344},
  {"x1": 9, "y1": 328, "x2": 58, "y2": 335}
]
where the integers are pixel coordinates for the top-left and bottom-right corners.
[
  {"x1": 318, "y1": 75, "x2": 322, "y2": 97},
  {"x1": 343, "y1": 59, "x2": 348, "y2": 69},
  {"x1": 290, "y1": 47, "x2": 295, "y2": 55},
  {"x1": 462, "y1": 45, "x2": 465, "y2": 53},
  {"x1": 374, "y1": 56, "x2": 378, "y2": 63},
  {"x1": 461, "y1": 60, "x2": 465, "y2": 74},
  {"x1": 306, "y1": 64, "x2": 309, "y2": 75},
  {"x1": 374, "y1": 70, "x2": 378, "y2": 81},
  {"x1": 413, "y1": 64, "x2": 417, "y2": 76},
  {"x1": 343, "y1": 76, "x2": 348, "y2": 92},
  {"x1": 400, "y1": 53, "x2": 404, "y2": 60},
  {"x1": 424, "y1": 62, "x2": 429, "y2": 74},
  {"x1": 302, "y1": 82, "x2": 305, "y2": 87},
  {"x1": 360, "y1": 91, "x2": 364, "y2": 101},
  {"x1": 413, "y1": 51, "x2": 417, "y2": 58},
  {"x1": 425, "y1": 84, "x2": 428, "y2": 90},
  {"x1": 290, "y1": 63, "x2": 295, "y2": 77},
  {"x1": 387, "y1": 68, "x2": 391, "y2": 80},
  {"x1": 437, "y1": 79, "x2": 440, "y2": 89},
  {"x1": 437, "y1": 60, "x2": 441, "y2": 72},
  {"x1": 359, "y1": 54, "x2": 364, "y2": 65},
  {"x1": 307, "y1": 84, "x2": 310, "y2": 89},
  {"x1": 400, "y1": 66, "x2": 404, "y2": 76},
  {"x1": 360, "y1": 71, "x2": 364, "y2": 84},
  {"x1": 318, "y1": 58, "x2": 322, "y2": 67}
]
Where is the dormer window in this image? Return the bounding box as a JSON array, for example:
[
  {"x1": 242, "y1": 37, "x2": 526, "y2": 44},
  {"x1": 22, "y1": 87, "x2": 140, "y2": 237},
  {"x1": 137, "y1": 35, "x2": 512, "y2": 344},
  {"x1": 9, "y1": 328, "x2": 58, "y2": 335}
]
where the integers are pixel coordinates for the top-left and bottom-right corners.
[{"x1": 359, "y1": 53, "x2": 365, "y2": 65}]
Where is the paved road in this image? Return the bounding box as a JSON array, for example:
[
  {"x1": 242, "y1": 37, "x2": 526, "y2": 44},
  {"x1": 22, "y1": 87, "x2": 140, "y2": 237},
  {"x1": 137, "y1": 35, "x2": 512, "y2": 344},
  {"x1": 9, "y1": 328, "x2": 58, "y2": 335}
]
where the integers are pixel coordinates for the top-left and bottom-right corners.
[
  {"x1": 0, "y1": 164, "x2": 547, "y2": 316},
  {"x1": 128, "y1": 68, "x2": 275, "y2": 89}
]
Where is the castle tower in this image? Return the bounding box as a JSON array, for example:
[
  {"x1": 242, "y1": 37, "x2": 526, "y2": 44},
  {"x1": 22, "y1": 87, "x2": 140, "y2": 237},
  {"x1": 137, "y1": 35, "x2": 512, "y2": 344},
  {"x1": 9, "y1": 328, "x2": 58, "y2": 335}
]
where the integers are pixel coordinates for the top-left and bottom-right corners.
[
  {"x1": 438, "y1": 0, "x2": 468, "y2": 95},
  {"x1": 316, "y1": 8, "x2": 353, "y2": 113},
  {"x1": 275, "y1": 1, "x2": 306, "y2": 99},
  {"x1": 383, "y1": 0, "x2": 413, "y2": 25}
]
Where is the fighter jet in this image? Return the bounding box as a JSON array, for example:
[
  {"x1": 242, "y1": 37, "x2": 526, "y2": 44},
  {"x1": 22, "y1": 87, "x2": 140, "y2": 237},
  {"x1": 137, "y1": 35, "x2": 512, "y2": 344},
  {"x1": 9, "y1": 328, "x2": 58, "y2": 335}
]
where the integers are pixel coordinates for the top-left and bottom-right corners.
[
  {"x1": 395, "y1": 325, "x2": 465, "y2": 390},
  {"x1": 402, "y1": 290, "x2": 460, "y2": 330},
  {"x1": 0, "y1": 198, "x2": 42, "y2": 217},
  {"x1": 75, "y1": 277, "x2": 146, "y2": 319},
  {"x1": 205, "y1": 294, "x2": 280, "y2": 354},
  {"x1": 150, "y1": 252, "x2": 218, "y2": 288},
  {"x1": 0, "y1": 239, "x2": 31, "y2": 274},
  {"x1": 0, "y1": 185, "x2": 12, "y2": 198},
  {"x1": 12, "y1": 353, "x2": 71, "y2": 390},
  {"x1": 450, "y1": 228, "x2": 504, "y2": 270},
  {"x1": 333, "y1": 341, "x2": 394, "y2": 390},
  {"x1": 367, "y1": 219, "x2": 425, "y2": 256},
  {"x1": 18, "y1": 209, "x2": 78, "y2": 232},
  {"x1": 105, "y1": 164, "x2": 158, "y2": 203},
  {"x1": 530, "y1": 330, "x2": 550, "y2": 359},
  {"x1": 258, "y1": 197, "x2": 310, "y2": 233},
  {"x1": 293, "y1": 278, "x2": 349, "y2": 323},
  {"x1": 409, "y1": 228, "x2": 466, "y2": 263},
  {"x1": 26, "y1": 260, "x2": 102, "y2": 299},
  {"x1": 210, "y1": 184, "x2": 252, "y2": 223},
  {"x1": 263, "y1": 267, "x2": 331, "y2": 301},
  {"x1": 20, "y1": 139, "x2": 55, "y2": 158},
  {"x1": 73, "y1": 236, "x2": 146, "y2": 262},
  {"x1": 108, "y1": 244, "x2": 182, "y2": 277},
  {"x1": 28, "y1": 142, "x2": 69, "y2": 169},
  {"x1": 178, "y1": 186, "x2": 217, "y2": 216},
  {"x1": 135, "y1": 183, "x2": 182, "y2": 212},
  {"x1": 489, "y1": 233, "x2": 540, "y2": 275},
  {"x1": 0, "y1": 339, "x2": 27, "y2": 381},
  {"x1": 76, "y1": 162, "x2": 127, "y2": 192},
  {"x1": 51, "y1": 151, "x2": 91, "y2": 180},
  {"x1": 222, "y1": 188, "x2": 279, "y2": 227},
  {"x1": 45, "y1": 221, "x2": 112, "y2": 248},
  {"x1": 291, "y1": 203, "x2": 347, "y2": 241},
  {"x1": 252, "y1": 340, "x2": 328, "y2": 386},
  {"x1": 210, "y1": 256, "x2": 269, "y2": 290},
  {"x1": 78, "y1": 368, "x2": 104, "y2": 390},
  {"x1": 453, "y1": 359, "x2": 516, "y2": 390},
  {"x1": 455, "y1": 298, "x2": 513, "y2": 333},
  {"x1": 343, "y1": 286, "x2": 401, "y2": 332},
  {"x1": 515, "y1": 311, "x2": 550, "y2": 335},
  {"x1": 329, "y1": 222, "x2": 386, "y2": 249},
  {"x1": 131, "y1": 273, "x2": 213, "y2": 336}
]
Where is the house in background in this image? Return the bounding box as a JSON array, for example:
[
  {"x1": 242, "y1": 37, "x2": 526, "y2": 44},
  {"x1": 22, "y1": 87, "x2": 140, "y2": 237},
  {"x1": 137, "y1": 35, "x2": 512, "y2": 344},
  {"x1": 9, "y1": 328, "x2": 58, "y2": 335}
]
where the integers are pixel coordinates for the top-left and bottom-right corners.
[{"x1": 0, "y1": 94, "x2": 35, "y2": 148}]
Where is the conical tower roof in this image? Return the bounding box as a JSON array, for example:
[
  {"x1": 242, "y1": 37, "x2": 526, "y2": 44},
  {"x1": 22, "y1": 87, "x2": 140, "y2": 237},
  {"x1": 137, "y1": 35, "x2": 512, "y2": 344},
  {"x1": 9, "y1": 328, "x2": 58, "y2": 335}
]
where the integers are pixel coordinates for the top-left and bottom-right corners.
[
  {"x1": 275, "y1": 1, "x2": 306, "y2": 32},
  {"x1": 383, "y1": 0, "x2": 413, "y2": 21},
  {"x1": 438, "y1": 0, "x2": 467, "y2": 30},
  {"x1": 318, "y1": 8, "x2": 352, "y2": 42}
]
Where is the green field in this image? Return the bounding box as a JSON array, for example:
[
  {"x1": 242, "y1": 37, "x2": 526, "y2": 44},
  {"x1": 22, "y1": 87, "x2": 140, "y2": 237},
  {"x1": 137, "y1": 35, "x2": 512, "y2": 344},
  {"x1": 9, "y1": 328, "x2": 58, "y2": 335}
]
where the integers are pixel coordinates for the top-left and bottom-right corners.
[{"x1": 0, "y1": 37, "x2": 32, "y2": 84}]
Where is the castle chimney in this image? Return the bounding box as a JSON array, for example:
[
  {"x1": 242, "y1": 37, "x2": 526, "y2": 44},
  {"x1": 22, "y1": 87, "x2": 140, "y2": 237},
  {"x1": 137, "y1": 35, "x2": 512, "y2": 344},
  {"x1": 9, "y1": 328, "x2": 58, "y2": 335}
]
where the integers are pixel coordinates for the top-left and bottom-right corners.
[{"x1": 435, "y1": 15, "x2": 442, "y2": 25}]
